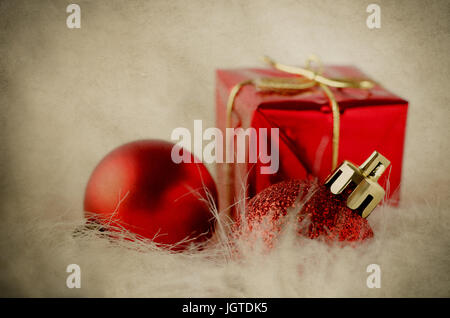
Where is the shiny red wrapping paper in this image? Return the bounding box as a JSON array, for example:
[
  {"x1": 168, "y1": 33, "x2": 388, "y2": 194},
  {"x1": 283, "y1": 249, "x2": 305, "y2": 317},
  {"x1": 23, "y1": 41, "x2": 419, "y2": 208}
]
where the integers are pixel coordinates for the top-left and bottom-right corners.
[{"x1": 216, "y1": 66, "x2": 408, "y2": 216}]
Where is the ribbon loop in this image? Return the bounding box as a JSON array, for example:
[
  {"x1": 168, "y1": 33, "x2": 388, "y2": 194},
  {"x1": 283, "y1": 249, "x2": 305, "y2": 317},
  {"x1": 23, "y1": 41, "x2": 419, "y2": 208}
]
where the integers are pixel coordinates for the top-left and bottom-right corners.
[{"x1": 305, "y1": 54, "x2": 324, "y2": 78}]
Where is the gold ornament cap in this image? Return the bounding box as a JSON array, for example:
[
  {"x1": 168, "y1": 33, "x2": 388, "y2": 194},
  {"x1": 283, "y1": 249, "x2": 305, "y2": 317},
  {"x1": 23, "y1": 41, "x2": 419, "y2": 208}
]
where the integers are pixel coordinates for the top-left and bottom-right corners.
[{"x1": 324, "y1": 151, "x2": 390, "y2": 218}]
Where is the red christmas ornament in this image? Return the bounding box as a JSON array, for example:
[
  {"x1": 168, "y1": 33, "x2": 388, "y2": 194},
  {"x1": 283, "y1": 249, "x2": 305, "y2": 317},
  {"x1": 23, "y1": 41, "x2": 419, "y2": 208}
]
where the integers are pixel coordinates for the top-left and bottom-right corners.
[
  {"x1": 236, "y1": 151, "x2": 390, "y2": 245},
  {"x1": 84, "y1": 140, "x2": 218, "y2": 249}
]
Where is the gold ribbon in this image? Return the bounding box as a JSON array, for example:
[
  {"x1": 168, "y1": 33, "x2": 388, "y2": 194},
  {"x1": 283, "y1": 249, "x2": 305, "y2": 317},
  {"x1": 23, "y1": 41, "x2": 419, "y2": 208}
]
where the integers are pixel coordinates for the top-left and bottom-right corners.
[{"x1": 226, "y1": 55, "x2": 375, "y2": 171}]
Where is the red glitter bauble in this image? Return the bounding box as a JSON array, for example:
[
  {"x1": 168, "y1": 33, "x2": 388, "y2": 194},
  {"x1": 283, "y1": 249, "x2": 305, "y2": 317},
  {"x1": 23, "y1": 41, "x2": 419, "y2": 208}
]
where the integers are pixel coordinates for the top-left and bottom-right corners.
[
  {"x1": 238, "y1": 179, "x2": 373, "y2": 245},
  {"x1": 84, "y1": 140, "x2": 217, "y2": 249}
]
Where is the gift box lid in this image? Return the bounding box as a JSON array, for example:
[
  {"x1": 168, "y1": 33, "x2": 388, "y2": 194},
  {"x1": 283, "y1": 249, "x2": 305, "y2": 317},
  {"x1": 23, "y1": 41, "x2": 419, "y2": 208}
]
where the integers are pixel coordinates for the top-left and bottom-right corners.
[{"x1": 217, "y1": 66, "x2": 408, "y2": 113}]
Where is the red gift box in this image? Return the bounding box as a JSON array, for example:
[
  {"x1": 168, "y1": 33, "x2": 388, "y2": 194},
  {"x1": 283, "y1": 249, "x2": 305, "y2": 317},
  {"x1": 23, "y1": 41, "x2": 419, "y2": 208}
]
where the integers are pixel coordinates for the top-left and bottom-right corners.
[{"x1": 215, "y1": 62, "x2": 408, "y2": 216}]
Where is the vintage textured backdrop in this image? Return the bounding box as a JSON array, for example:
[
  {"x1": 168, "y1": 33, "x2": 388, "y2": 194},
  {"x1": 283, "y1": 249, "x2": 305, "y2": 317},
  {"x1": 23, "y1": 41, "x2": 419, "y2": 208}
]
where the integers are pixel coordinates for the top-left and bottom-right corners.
[{"x1": 0, "y1": 0, "x2": 449, "y2": 296}]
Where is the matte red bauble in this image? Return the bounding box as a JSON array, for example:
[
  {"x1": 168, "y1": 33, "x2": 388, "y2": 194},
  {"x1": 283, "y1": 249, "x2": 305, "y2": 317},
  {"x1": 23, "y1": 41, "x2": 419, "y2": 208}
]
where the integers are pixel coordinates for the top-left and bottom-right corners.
[{"x1": 84, "y1": 140, "x2": 217, "y2": 248}]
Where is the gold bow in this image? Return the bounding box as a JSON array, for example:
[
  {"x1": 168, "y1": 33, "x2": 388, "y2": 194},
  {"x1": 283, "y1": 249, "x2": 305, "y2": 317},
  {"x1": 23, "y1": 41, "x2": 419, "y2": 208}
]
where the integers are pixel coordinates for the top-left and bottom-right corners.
[{"x1": 226, "y1": 55, "x2": 375, "y2": 171}]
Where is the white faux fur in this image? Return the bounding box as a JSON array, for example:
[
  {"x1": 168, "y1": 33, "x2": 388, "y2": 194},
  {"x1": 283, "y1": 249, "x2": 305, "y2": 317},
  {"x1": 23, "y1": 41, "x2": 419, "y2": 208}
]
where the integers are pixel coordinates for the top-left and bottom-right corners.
[{"x1": 1, "y1": 187, "x2": 449, "y2": 297}]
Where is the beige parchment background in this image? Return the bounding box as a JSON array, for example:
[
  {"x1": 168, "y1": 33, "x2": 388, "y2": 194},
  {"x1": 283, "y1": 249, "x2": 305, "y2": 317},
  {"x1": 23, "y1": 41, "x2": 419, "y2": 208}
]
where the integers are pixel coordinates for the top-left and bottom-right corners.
[{"x1": 0, "y1": 0, "x2": 449, "y2": 297}]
